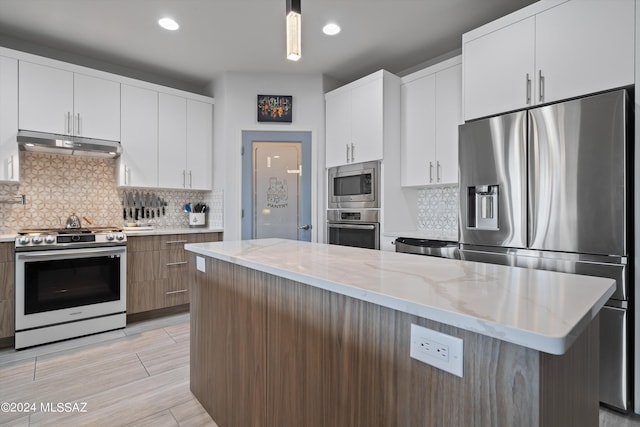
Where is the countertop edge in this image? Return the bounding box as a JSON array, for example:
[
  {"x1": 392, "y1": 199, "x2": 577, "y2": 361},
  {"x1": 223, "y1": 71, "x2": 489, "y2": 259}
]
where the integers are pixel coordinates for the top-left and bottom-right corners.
[{"x1": 185, "y1": 241, "x2": 615, "y2": 355}]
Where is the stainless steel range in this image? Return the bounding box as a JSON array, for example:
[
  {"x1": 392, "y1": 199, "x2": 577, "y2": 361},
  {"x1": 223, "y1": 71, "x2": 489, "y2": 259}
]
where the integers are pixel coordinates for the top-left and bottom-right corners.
[{"x1": 14, "y1": 227, "x2": 127, "y2": 349}]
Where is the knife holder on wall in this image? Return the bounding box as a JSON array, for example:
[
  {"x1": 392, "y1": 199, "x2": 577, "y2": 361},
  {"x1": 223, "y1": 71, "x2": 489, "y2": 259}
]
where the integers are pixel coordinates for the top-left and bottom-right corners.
[{"x1": 189, "y1": 213, "x2": 206, "y2": 228}]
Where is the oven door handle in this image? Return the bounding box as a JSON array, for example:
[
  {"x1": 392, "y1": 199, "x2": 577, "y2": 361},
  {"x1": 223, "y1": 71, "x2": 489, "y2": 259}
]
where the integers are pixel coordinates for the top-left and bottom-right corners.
[
  {"x1": 17, "y1": 246, "x2": 126, "y2": 260},
  {"x1": 327, "y1": 223, "x2": 377, "y2": 231}
]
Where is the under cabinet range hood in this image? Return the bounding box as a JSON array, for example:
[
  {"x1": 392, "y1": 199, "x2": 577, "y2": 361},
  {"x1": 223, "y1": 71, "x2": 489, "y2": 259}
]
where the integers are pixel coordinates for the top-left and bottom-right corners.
[{"x1": 16, "y1": 130, "x2": 122, "y2": 159}]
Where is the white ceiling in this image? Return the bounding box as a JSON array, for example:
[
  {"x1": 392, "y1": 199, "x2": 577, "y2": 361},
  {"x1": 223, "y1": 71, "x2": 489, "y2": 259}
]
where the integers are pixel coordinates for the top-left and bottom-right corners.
[{"x1": 0, "y1": 0, "x2": 537, "y2": 94}]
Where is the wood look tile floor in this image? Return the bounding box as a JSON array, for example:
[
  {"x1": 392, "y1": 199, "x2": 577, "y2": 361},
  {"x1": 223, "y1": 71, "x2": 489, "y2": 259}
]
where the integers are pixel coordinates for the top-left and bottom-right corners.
[
  {"x1": 0, "y1": 313, "x2": 639, "y2": 426},
  {"x1": 0, "y1": 313, "x2": 217, "y2": 427}
]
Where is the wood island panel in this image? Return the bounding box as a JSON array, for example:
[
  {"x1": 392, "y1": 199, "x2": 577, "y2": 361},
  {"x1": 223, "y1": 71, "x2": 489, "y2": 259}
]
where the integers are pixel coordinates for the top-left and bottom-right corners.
[{"x1": 189, "y1": 255, "x2": 599, "y2": 427}]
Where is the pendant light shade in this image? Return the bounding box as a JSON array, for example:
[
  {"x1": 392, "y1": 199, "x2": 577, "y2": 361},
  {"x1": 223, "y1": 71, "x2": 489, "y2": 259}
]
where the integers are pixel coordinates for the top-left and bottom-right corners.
[{"x1": 286, "y1": 0, "x2": 301, "y2": 61}]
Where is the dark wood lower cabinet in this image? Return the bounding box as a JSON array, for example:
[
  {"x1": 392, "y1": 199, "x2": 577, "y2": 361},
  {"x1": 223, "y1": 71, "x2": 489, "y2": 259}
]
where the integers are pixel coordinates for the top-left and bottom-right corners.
[
  {"x1": 190, "y1": 256, "x2": 599, "y2": 427},
  {"x1": 127, "y1": 232, "x2": 221, "y2": 315},
  {"x1": 0, "y1": 242, "x2": 15, "y2": 341}
]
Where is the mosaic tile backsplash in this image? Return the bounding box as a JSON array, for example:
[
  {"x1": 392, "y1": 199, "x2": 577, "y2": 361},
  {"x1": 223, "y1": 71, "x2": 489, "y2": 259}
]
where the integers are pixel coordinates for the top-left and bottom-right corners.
[
  {"x1": 0, "y1": 152, "x2": 222, "y2": 233},
  {"x1": 416, "y1": 184, "x2": 459, "y2": 234}
]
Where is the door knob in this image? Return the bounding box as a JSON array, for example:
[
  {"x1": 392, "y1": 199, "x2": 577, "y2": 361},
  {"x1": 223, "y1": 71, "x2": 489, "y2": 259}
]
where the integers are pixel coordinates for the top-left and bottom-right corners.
[{"x1": 298, "y1": 224, "x2": 311, "y2": 230}]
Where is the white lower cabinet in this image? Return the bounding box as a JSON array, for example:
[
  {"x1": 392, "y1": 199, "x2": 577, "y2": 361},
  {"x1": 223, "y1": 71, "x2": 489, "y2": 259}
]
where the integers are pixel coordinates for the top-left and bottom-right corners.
[
  {"x1": 118, "y1": 84, "x2": 158, "y2": 187},
  {"x1": 401, "y1": 59, "x2": 461, "y2": 187},
  {"x1": 0, "y1": 56, "x2": 19, "y2": 182}
]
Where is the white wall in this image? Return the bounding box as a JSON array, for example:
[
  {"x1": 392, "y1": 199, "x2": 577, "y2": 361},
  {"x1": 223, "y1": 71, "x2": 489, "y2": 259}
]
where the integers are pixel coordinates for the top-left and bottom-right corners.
[{"x1": 213, "y1": 72, "x2": 325, "y2": 241}]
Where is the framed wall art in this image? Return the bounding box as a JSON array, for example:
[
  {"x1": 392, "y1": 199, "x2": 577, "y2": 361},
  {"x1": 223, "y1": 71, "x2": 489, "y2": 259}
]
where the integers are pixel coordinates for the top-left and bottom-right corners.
[{"x1": 257, "y1": 95, "x2": 292, "y2": 123}]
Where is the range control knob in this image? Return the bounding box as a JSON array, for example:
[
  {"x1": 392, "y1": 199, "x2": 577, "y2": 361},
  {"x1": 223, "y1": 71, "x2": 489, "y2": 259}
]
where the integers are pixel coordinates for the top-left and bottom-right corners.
[
  {"x1": 105, "y1": 233, "x2": 115, "y2": 241},
  {"x1": 32, "y1": 236, "x2": 43, "y2": 244},
  {"x1": 44, "y1": 235, "x2": 56, "y2": 244},
  {"x1": 18, "y1": 236, "x2": 30, "y2": 245},
  {"x1": 115, "y1": 233, "x2": 125, "y2": 241}
]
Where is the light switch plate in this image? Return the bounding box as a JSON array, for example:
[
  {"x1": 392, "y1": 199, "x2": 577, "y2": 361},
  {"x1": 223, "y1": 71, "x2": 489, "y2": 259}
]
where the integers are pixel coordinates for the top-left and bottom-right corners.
[
  {"x1": 196, "y1": 256, "x2": 206, "y2": 272},
  {"x1": 410, "y1": 323, "x2": 463, "y2": 377}
]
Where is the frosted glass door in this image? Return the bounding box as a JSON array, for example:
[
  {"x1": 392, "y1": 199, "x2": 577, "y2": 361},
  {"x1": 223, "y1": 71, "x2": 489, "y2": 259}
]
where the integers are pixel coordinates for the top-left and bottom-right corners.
[{"x1": 253, "y1": 142, "x2": 301, "y2": 239}]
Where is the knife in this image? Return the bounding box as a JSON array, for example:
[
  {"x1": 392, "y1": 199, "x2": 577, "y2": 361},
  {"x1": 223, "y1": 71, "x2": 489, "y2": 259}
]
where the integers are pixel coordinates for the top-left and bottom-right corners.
[
  {"x1": 122, "y1": 195, "x2": 127, "y2": 220},
  {"x1": 134, "y1": 191, "x2": 140, "y2": 221},
  {"x1": 162, "y1": 198, "x2": 166, "y2": 216},
  {"x1": 127, "y1": 192, "x2": 133, "y2": 219},
  {"x1": 151, "y1": 193, "x2": 156, "y2": 219}
]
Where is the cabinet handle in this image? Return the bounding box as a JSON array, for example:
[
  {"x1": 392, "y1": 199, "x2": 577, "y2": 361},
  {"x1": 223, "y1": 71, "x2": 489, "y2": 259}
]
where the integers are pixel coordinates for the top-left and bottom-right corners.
[
  {"x1": 9, "y1": 155, "x2": 13, "y2": 180},
  {"x1": 539, "y1": 70, "x2": 544, "y2": 103},
  {"x1": 346, "y1": 144, "x2": 350, "y2": 163},
  {"x1": 351, "y1": 143, "x2": 355, "y2": 162},
  {"x1": 166, "y1": 261, "x2": 188, "y2": 266},
  {"x1": 124, "y1": 165, "x2": 128, "y2": 185},
  {"x1": 182, "y1": 170, "x2": 186, "y2": 187},
  {"x1": 526, "y1": 73, "x2": 531, "y2": 105},
  {"x1": 166, "y1": 240, "x2": 189, "y2": 244},
  {"x1": 429, "y1": 161, "x2": 433, "y2": 183},
  {"x1": 76, "y1": 113, "x2": 81, "y2": 136},
  {"x1": 66, "y1": 112, "x2": 72, "y2": 134},
  {"x1": 189, "y1": 170, "x2": 193, "y2": 188},
  {"x1": 166, "y1": 289, "x2": 187, "y2": 295},
  {"x1": 437, "y1": 161, "x2": 441, "y2": 183}
]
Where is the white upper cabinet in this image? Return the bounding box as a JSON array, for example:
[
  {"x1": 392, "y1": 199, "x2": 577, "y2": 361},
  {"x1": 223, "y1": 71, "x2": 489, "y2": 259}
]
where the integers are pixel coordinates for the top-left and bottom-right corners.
[
  {"x1": 434, "y1": 63, "x2": 462, "y2": 185},
  {"x1": 118, "y1": 84, "x2": 158, "y2": 188},
  {"x1": 463, "y1": 0, "x2": 634, "y2": 121},
  {"x1": 534, "y1": 0, "x2": 635, "y2": 105},
  {"x1": 401, "y1": 58, "x2": 462, "y2": 187},
  {"x1": 463, "y1": 18, "x2": 535, "y2": 121},
  {"x1": 186, "y1": 99, "x2": 212, "y2": 190},
  {"x1": 73, "y1": 73, "x2": 121, "y2": 141},
  {"x1": 158, "y1": 94, "x2": 213, "y2": 190},
  {"x1": 0, "y1": 56, "x2": 19, "y2": 182},
  {"x1": 325, "y1": 70, "x2": 399, "y2": 168},
  {"x1": 18, "y1": 61, "x2": 121, "y2": 140},
  {"x1": 401, "y1": 73, "x2": 436, "y2": 186},
  {"x1": 158, "y1": 93, "x2": 187, "y2": 189}
]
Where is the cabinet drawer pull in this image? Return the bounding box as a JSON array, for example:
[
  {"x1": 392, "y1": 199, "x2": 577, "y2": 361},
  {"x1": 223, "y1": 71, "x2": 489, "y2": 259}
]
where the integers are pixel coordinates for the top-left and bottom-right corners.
[
  {"x1": 165, "y1": 240, "x2": 189, "y2": 244},
  {"x1": 166, "y1": 261, "x2": 188, "y2": 266},
  {"x1": 166, "y1": 289, "x2": 187, "y2": 295}
]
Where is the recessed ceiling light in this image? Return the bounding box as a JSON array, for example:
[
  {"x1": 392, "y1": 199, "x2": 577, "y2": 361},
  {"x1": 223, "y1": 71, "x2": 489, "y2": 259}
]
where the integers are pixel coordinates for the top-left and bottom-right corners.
[
  {"x1": 158, "y1": 17, "x2": 179, "y2": 31},
  {"x1": 322, "y1": 23, "x2": 341, "y2": 36}
]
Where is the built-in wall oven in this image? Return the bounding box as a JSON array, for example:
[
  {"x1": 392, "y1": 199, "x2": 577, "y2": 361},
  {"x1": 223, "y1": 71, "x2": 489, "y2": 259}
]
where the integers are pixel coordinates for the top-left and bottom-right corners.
[
  {"x1": 328, "y1": 161, "x2": 380, "y2": 209},
  {"x1": 327, "y1": 210, "x2": 379, "y2": 250},
  {"x1": 15, "y1": 228, "x2": 127, "y2": 349}
]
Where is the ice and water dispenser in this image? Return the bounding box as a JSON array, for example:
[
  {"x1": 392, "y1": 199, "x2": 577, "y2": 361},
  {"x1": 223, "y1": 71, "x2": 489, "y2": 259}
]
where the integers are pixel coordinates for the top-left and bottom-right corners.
[{"x1": 467, "y1": 185, "x2": 499, "y2": 230}]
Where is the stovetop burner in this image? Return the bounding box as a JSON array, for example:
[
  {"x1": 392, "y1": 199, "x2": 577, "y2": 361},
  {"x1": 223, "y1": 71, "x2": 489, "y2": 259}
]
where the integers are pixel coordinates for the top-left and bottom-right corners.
[
  {"x1": 17, "y1": 227, "x2": 122, "y2": 235},
  {"x1": 15, "y1": 227, "x2": 126, "y2": 250}
]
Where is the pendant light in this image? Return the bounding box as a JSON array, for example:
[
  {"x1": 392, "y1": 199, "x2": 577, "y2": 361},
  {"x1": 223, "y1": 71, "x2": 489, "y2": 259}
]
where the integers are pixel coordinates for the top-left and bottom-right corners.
[{"x1": 286, "y1": 0, "x2": 301, "y2": 61}]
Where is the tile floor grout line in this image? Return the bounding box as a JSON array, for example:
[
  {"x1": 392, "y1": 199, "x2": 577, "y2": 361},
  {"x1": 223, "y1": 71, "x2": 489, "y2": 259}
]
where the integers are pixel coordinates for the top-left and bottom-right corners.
[{"x1": 136, "y1": 352, "x2": 151, "y2": 377}]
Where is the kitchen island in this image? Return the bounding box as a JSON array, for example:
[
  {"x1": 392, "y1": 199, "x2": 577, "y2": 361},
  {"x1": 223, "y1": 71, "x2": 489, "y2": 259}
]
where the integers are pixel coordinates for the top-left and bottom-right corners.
[{"x1": 185, "y1": 238, "x2": 615, "y2": 427}]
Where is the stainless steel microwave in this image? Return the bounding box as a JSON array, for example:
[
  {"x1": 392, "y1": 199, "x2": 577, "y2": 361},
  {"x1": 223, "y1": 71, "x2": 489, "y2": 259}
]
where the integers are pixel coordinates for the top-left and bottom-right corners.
[{"x1": 328, "y1": 161, "x2": 380, "y2": 209}]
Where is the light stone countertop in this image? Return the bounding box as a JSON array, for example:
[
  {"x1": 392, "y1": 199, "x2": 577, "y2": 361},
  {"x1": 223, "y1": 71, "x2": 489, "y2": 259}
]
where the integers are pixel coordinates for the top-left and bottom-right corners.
[
  {"x1": 185, "y1": 238, "x2": 615, "y2": 355},
  {"x1": 383, "y1": 230, "x2": 458, "y2": 241},
  {"x1": 0, "y1": 228, "x2": 223, "y2": 243},
  {"x1": 123, "y1": 227, "x2": 223, "y2": 236}
]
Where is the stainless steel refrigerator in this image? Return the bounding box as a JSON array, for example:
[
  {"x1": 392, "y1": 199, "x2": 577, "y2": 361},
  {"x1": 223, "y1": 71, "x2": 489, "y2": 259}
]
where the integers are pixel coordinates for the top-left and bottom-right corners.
[{"x1": 458, "y1": 89, "x2": 631, "y2": 412}]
